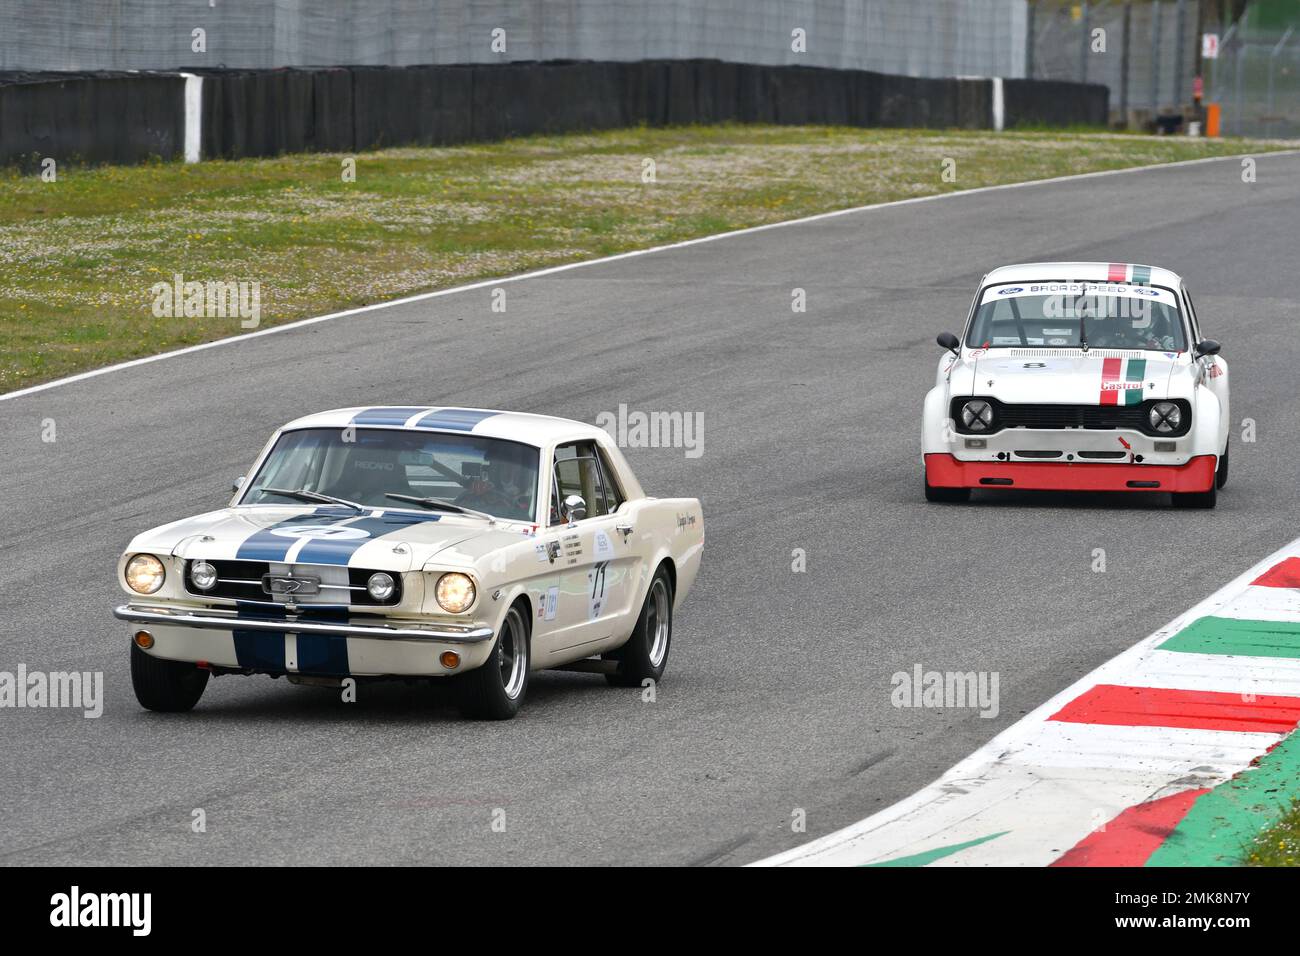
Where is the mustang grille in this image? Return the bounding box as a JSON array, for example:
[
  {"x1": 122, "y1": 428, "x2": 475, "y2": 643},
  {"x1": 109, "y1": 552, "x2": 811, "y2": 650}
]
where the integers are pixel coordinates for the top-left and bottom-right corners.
[
  {"x1": 184, "y1": 559, "x2": 401, "y2": 607},
  {"x1": 950, "y1": 397, "x2": 1191, "y2": 437}
]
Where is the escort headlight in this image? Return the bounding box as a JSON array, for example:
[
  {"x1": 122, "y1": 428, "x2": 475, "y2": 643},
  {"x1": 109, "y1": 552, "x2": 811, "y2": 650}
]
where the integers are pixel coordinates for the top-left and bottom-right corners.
[
  {"x1": 190, "y1": 561, "x2": 218, "y2": 591},
  {"x1": 961, "y1": 400, "x2": 994, "y2": 432},
  {"x1": 367, "y1": 572, "x2": 396, "y2": 602},
  {"x1": 1148, "y1": 401, "x2": 1181, "y2": 433},
  {"x1": 435, "y1": 572, "x2": 476, "y2": 613},
  {"x1": 125, "y1": 554, "x2": 166, "y2": 594}
]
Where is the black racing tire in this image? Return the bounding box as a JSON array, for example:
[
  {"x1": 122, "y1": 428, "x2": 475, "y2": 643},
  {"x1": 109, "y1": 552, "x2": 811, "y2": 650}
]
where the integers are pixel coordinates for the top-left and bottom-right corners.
[
  {"x1": 1216, "y1": 440, "x2": 1230, "y2": 490},
  {"x1": 131, "y1": 642, "x2": 209, "y2": 712},
  {"x1": 605, "y1": 566, "x2": 673, "y2": 688},
  {"x1": 925, "y1": 478, "x2": 971, "y2": 503},
  {"x1": 458, "y1": 603, "x2": 530, "y2": 720},
  {"x1": 1172, "y1": 483, "x2": 1218, "y2": 509}
]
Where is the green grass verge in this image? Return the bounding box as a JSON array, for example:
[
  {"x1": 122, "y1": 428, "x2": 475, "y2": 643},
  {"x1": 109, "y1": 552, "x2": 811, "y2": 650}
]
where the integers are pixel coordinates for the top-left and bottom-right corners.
[
  {"x1": 1244, "y1": 798, "x2": 1300, "y2": 866},
  {"x1": 1, "y1": 124, "x2": 1289, "y2": 391}
]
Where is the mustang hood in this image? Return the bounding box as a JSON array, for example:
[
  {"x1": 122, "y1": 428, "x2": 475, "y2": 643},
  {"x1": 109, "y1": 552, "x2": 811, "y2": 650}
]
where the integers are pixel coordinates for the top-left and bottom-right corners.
[
  {"x1": 967, "y1": 351, "x2": 1185, "y2": 405},
  {"x1": 128, "y1": 506, "x2": 504, "y2": 572}
]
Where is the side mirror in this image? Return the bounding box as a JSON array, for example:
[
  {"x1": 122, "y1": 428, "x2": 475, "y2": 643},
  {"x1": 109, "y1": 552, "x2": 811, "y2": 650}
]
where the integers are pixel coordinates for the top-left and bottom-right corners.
[
  {"x1": 232, "y1": 476, "x2": 245, "y2": 492},
  {"x1": 1195, "y1": 339, "x2": 1221, "y2": 357},
  {"x1": 936, "y1": 332, "x2": 960, "y2": 356},
  {"x1": 561, "y1": 494, "x2": 587, "y2": 523}
]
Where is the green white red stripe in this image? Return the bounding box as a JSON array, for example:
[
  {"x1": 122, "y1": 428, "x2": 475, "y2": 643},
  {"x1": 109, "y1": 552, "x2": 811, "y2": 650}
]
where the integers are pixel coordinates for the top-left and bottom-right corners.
[
  {"x1": 1108, "y1": 262, "x2": 1153, "y2": 284},
  {"x1": 1099, "y1": 356, "x2": 1146, "y2": 405},
  {"x1": 756, "y1": 539, "x2": 1300, "y2": 867}
]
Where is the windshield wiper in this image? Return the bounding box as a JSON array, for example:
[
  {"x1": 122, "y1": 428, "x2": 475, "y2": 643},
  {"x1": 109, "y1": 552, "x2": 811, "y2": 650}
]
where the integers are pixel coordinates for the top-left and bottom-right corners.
[
  {"x1": 384, "y1": 494, "x2": 496, "y2": 523},
  {"x1": 262, "y1": 487, "x2": 366, "y2": 513}
]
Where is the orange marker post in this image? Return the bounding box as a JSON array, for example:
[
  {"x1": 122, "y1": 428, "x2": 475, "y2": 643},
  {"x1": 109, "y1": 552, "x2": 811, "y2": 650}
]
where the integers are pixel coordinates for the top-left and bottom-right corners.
[{"x1": 1205, "y1": 103, "x2": 1222, "y2": 138}]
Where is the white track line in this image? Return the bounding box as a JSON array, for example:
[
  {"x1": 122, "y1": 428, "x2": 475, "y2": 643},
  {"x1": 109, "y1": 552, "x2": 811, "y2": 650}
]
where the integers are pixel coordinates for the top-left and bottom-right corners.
[
  {"x1": 5, "y1": 146, "x2": 1297, "y2": 404},
  {"x1": 755, "y1": 533, "x2": 1300, "y2": 866}
]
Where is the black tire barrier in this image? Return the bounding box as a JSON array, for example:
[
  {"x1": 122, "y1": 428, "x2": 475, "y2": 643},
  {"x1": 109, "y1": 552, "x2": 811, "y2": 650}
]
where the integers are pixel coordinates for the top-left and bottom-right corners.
[
  {"x1": 0, "y1": 70, "x2": 183, "y2": 169},
  {"x1": 1, "y1": 61, "x2": 1109, "y2": 168},
  {"x1": 1002, "y1": 78, "x2": 1109, "y2": 129}
]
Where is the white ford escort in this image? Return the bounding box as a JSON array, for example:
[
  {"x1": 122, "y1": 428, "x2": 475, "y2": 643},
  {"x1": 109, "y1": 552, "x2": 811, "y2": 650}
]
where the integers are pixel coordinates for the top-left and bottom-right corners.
[
  {"x1": 115, "y1": 407, "x2": 704, "y2": 719},
  {"x1": 924, "y1": 262, "x2": 1229, "y2": 508}
]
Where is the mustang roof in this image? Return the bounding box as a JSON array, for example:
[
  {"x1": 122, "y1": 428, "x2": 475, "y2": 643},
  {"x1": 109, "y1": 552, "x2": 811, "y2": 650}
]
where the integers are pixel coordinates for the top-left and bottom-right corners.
[
  {"x1": 280, "y1": 407, "x2": 608, "y2": 446},
  {"x1": 983, "y1": 261, "x2": 1184, "y2": 288}
]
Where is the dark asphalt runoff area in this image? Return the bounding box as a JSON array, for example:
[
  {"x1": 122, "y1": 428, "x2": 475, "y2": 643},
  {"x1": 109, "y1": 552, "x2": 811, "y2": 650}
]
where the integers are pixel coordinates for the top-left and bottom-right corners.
[{"x1": 2, "y1": 151, "x2": 1299, "y2": 865}]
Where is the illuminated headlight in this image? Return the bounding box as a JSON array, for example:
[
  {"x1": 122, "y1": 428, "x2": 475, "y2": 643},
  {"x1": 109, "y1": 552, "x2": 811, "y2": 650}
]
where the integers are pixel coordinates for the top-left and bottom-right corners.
[
  {"x1": 961, "y1": 400, "x2": 994, "y2": 432},
  {"x1": 191, "y1": 561, "x2": 218, "y2": 591},
  {"x1": 367, "y1": 572, "x2": 396, "y2": 602},
  {"x1": 125, "y1": 554, "x2": 166, "y2": 594},
  {"x1": 1148, "y1": 401, "x2": 1182, "y2": 433},
  {"x1": 435, "y1": 572, "x2": 476, "y2": 613}
]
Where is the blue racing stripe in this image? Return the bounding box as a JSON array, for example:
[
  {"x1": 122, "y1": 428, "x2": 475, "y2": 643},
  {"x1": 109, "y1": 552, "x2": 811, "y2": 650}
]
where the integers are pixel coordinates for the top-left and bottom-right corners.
[
  {"x1": 291, "y1": 512, "x2": 441, "y2": 566},
  {"x1": 412, "y1": 408, "x2": 498, "y2": 432},
  {"x1": 233, "y1": 631, "x2": 286, "y2": 671},
  {"x1": 235, "y1": 508, "x2": 358, "y2": 562},
  {"x1": 350, "y1": 406, "x2": 429, "y2": 427},
  {"x1": 232, "y1": 603, "x2": 286, "y2": 671},
  {"x1": 297, "y1": 635, "x2": 350, "y2": 676}
]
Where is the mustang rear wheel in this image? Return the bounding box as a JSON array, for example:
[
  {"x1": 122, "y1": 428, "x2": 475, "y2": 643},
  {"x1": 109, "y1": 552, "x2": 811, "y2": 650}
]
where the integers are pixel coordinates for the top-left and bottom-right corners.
[
  {"x1": 457, "y1": 603, "x2": 530, "y2": 720},
  {"x1": 130, "y1": 642, "x2": 209, "y2": 712},
  {"x1": 924, "y1": 477, "x2": 970, "y2": 503},
  {"x1": 606, "y1": 566, "x2": 673, "y2": 687}
]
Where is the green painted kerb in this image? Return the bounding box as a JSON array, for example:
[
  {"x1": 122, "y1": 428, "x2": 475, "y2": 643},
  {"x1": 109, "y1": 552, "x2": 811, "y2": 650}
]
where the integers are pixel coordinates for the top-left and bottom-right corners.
[
  {"x1": 865, "y1": 831, "x2": 1009, "y2": 867},
  {"x1": 1159, "y1": 616, "x2": 1300, "y2": 659},
  {"x1": 1146, "y1": 729, "x2": 1300, "y2": 866}
]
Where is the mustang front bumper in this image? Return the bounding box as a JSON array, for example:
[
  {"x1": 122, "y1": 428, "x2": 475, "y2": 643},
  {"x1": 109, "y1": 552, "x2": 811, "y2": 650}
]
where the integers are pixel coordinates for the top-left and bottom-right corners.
[
  {"x1": 115, "y1": 604, "x2": 497, "y2": 677},
  {"x1": 924, "y1": 453, "x2": 1217, "y2": 493}
]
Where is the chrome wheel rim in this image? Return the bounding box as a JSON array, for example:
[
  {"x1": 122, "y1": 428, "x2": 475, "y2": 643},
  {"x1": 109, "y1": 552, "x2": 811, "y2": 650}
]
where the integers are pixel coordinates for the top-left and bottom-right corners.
[
  {"x1": 647, "y1": 578, "x2": 670, "y2": 668},
  {"x1": 498, "y1": 609, "x2": 528, "y2": 699}
]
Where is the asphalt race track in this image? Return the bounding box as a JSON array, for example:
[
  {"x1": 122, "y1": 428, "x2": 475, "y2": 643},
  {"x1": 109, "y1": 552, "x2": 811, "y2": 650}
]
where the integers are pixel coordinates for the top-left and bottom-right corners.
[{"x1": 3, "y1": 153, "x2": 1299, "y2": 866}]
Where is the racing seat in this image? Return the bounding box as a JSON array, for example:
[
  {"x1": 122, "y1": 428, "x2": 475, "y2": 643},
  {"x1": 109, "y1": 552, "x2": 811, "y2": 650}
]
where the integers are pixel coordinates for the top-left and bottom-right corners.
[{"x1": 333, "y1": 447, "x2": 414, "y2": 507}]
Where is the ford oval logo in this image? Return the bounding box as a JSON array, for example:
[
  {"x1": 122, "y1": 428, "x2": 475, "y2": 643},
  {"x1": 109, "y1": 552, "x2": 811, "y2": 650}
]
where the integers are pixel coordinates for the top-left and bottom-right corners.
[{"x1": 998, "y1": 287, "x2": 1023, "y2": 295}]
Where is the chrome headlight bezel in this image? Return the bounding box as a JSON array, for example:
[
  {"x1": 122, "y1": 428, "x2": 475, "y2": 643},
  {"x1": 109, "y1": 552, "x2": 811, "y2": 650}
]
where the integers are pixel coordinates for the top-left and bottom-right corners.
[
  {"x1": 434, "y1": 572, "x2": 477, "y2": 614},
  {"x1": 190, "y1": 560, "x2": 218, "y2": 591},
  {"x1": 367, "y1": 571, "x2": 396, "y2": 602},
  {"x1": 125, "y1": 554, "x2": 166, "y2": 594}
]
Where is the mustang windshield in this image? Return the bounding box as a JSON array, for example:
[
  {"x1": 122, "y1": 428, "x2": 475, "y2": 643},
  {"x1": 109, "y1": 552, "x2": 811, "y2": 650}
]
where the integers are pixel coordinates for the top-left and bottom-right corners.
[
  {"x1": 242, "y1": 428, "x2": 540, "y2": 522},
  {"x1": 966, "y1": 282, "x2": 1187, "y2": 352}
]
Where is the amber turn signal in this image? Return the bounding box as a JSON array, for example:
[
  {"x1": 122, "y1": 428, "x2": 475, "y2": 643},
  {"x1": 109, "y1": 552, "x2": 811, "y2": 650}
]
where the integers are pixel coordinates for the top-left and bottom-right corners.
[
  {"x1": 439, "y1": 650, "x2": 461, "y2": 669},
  {"x1": 133, "y1": 630, "x2": 155, "y2": 649}
]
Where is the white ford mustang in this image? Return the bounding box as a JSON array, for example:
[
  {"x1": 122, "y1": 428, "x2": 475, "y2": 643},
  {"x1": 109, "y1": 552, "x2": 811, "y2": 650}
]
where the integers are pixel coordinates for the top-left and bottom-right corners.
[
  {"x1": 115, "y1": 407, "x2": 704, "y2": 719},
  {"x1": 923, "y1": 262, "x2": 1229, "y2": 508}
]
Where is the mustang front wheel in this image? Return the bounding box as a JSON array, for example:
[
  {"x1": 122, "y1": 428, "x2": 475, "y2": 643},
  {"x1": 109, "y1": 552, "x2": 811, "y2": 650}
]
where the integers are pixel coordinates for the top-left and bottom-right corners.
[
  {"x1": 606, "y1": 566, "x2": 673, "y2": 687},
  {"x1": 458, "y1": 604, "x2": 530, "y2": 720},
  {"x1": 130, "y1": 642, "x2": 209, "y2": 712}
]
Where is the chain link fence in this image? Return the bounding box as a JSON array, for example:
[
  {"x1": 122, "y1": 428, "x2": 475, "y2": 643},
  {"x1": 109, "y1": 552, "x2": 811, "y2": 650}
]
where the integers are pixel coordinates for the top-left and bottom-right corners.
[
  {"x1": 1208, "y1": 23, "x2": 1300, "y2": 138},
  {"x1": 0, "y1": 0, "x2": 1028, "y2": 79},
  {"x1": 1029, "y1": 1, "x2": 1200, "y2": 126}
]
